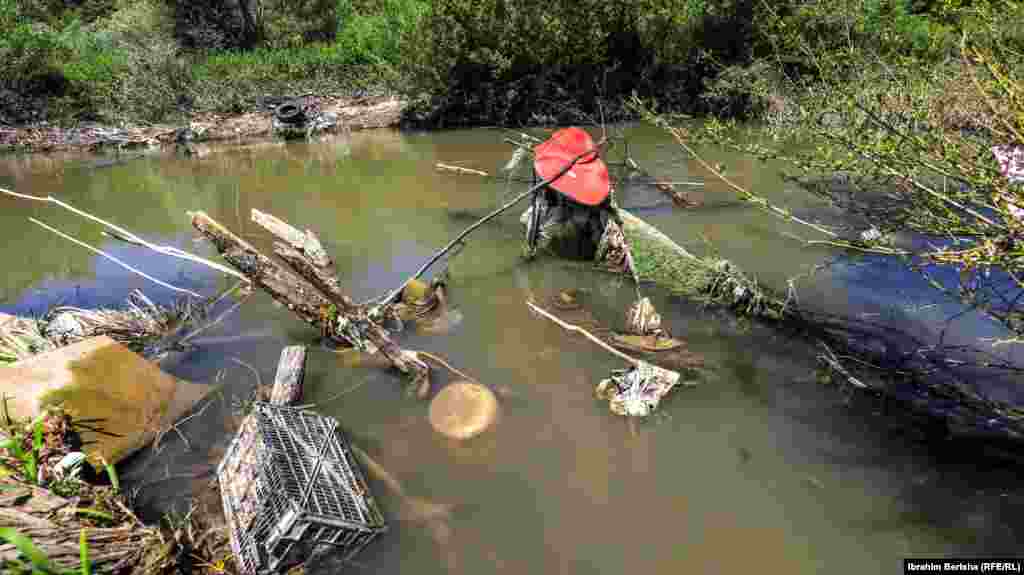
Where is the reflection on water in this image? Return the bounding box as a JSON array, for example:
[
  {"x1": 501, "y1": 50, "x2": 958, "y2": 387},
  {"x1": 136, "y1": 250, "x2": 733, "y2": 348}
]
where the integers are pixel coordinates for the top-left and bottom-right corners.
[{"x1": 1, "y1": 126, "x2": 1022, "y2": 574}]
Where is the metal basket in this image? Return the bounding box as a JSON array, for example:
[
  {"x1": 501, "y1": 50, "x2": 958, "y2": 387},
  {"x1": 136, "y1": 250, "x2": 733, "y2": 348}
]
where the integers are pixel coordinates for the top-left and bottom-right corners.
[{"x1": 217, "y1": 403, "x2": 387, "y2": 574}]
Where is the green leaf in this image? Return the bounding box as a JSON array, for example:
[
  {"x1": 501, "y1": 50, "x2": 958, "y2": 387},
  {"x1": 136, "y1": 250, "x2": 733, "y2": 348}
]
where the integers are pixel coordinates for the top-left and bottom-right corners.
[
  {"x1": 100, "y1": 457, "x2": 119, "y2": 494},
  {"x1": 72, "y1": 508, "x2": 114, "y2": 522},
  {"x1": 32, "y1": 419, "x2": 44, "y2": 454},
  {"x1": 79, "y1": 528, "x2": 89, "y2": 575},
  {"x1": 24, "y1": 453, "x2": 37, "y2": 485}
]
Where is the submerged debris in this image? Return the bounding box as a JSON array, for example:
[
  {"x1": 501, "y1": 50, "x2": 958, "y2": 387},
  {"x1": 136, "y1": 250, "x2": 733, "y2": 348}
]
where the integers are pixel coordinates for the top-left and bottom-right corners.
[
  {"x1": 609, "y1": 333, "x2": 685, "y2": 353},
  {"x1": 428, "y1": 381, "x2": 500, "y2": 440},
  {"x1": 217, "y1": 346, "x2": 386, "y2": 575}
]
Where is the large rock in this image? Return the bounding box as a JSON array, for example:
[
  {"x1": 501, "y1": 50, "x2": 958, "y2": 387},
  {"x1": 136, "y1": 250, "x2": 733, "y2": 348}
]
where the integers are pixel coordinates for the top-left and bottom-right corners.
[{"x1": 0, "y1": 335, "x2": 211, "y2": 465}]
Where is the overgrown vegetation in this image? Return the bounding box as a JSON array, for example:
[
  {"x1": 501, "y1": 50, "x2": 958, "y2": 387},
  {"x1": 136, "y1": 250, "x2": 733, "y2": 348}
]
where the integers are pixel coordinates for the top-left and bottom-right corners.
[
  {"x1": 631, "y1": 1, "x2": 1024, "y2": 437},
  {"x1": 649, "y1": 1, "x2": 1024, "y2": 341},
  {"x1": 0, "y1": 0, "x2": 427, "y2": 124},
  {"x1": 3, "y1": 0, "x2": 1015, "y2": 128},
  {"x1": 399, "y1": 0, "x2": 760, "y2": 126}
]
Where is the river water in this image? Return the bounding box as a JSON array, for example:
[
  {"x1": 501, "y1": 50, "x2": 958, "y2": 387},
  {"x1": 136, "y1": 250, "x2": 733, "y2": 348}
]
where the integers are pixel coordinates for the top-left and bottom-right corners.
[{"x1": 1, "y1": 126, "x2": 1021, "y2": 573}]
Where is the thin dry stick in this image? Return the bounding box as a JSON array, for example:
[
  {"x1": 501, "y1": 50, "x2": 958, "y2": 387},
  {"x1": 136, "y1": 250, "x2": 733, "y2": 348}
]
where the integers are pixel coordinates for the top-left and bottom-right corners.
[
  {"x1": 2, "y1": 187, "x2": 251, "y2": 284},
  {"x1": 152, "y1": 398, "x2": 215, "y2": 452},
  {"x1": 376, "y1": 140, "x2": 608, "y2": 306},
  {"x1": 526, "y1": 300, "x2": 638, "y2": 365},
  {"x1": 414, "y1": 351, "x2": 481, "y2": 384},
  {"x1": 228, "y1": 356, "x2": 263, "y2": 389},
  {"x1": 625, "y1": 158, "x2": 705, "y2": 186},
  {"x1": 351, "y1": 444, "x2": 406, "y2": 496},
  {"x1": 293, "y1": 378, "x2": 370, "y2": 410},
  {"x1": 661, "y1": 127, "x2": 843, "y2": 239},
  {"x1": 177, "y1": 286, "x2": 253, "y2": 346},
  {"x1": 28, "y1": 217, "x2": 201, "y2": 298},
  {"x1": 436, "y1": 163, "x2": 489, "y2": 177}
]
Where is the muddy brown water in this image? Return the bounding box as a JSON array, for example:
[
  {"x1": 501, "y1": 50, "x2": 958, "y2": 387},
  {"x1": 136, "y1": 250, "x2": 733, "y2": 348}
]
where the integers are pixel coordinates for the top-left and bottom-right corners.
[{"x1": 1, "y1": 126, "x2": 1022, "y2": 573}]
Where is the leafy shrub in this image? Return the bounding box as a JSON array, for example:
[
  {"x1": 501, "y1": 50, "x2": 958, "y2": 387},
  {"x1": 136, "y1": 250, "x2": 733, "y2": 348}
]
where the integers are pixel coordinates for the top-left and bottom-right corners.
[
  {"x1": 0, "y1": 0, "x2": 69, "y2": 94},
  {"x1": 402, "y1": 0, "x2": 749, "y2": 126},
  {"x1": 261, "y1": 0, "x2": 338, "y2": 48},
  {"x1": 166, "y1": 0, "x2": 339, "y2": 51},
  {"x1": 335, "y1": 0, "x2": 426, "y2": 66}
]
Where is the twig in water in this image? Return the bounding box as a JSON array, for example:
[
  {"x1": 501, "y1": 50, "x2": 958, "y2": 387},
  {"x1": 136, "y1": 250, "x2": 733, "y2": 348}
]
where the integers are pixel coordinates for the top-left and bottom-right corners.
[
  {"x1": 294, "y1": 378, "x2": 369, "y2": 410},
  {"x1": 1, "y1": 187, "x2": 251, "y2": 284},
  {"x1": 177, "y1": 285, "x2": 253, "y2": 346},
  {"x1": 413, "y1": 351, "x2": 481, "y2": 384},
  {"x1": 28, "y1": 217, "x2": 202, "y2": 298},
  {"x1": 152, "y1": 398, "x2": 215, "y2": 452},
  {"x1": 228, "y1": 356, "x2": 263, "y2": 389},
  {"x1": 526, "y1": 300, "x2": 639, "y2": 365},
  {"x1": 816, "y1": 341, "x2": 868, "y2": 388},
  {"x1": 435, "y1": 163, "x2": 489, "y2": 177}
]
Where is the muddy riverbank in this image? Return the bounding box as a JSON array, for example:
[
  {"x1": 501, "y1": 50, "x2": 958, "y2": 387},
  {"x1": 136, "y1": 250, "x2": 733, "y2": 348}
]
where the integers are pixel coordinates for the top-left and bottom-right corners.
[{"x1": 0, "y1": 95, "x2": 406, "y2": 155}]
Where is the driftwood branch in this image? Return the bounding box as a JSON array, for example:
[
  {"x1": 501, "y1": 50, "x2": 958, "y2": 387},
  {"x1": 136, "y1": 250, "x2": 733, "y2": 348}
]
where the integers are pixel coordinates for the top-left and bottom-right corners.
[
  {"x1": 436, "y1": 163, "x2": 489, "y2": 177},
  {"x1": 269, "y1": 345, "x2": 307, "y2": 406},
  {"x1": 251, "y1": 208, "x2": 354, "y2": 307},
  {"x1": 0, "y1": 187, "x2": 252, "y2": 284},
  {"x1": 189, "y1": 211, "x2": 430, "y2": 388},
  {"x1": 526, "y1": 300, "x2": 639, "y2": 365},
  {"x1": 378, "y1": 140, "x2": 608, "y2": 307},
  {"x1": 252, "y1": 209, "x2": 332, "y2": 268}
]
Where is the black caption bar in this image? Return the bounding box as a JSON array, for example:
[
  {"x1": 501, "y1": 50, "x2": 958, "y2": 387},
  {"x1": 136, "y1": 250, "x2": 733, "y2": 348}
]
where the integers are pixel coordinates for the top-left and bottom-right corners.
[{"x1": 905, "y1": 559, "x2": 1023, "y2": 574}]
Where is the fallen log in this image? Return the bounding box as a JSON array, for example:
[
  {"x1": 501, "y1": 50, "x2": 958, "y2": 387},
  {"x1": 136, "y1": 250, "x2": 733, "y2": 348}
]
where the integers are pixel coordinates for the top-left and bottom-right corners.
[
  {"x1": 189, "y1": 211, "x2": 430, "y2": 392},
  {"x1": 251, "y1": 208, "x2": 355, "y2": 309},
  {"x1": 615, "y1": 208, "x2": 789, "y2": 320},
  {"x1": 614, "y1": 209, "x2": 1024, "y2": 439}
]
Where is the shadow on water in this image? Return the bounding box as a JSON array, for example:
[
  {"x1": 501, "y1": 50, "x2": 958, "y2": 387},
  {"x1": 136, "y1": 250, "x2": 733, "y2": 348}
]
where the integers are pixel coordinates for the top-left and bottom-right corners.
[{"x1": 1, "y1": 125, "x2": 1022, "y2": 573}]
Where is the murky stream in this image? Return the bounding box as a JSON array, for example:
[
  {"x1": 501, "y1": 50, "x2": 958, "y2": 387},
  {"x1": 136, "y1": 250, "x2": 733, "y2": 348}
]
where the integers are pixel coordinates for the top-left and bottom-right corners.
[{"x1": 1, "y1": 126, "x2": 1021, "y2": 573}]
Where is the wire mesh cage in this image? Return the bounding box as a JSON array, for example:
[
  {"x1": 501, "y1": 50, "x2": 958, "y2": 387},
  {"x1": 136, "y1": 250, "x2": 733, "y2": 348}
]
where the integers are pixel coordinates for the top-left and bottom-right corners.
[{"x1": 217, "y1": 403, "x2": 387, "y2": 574}]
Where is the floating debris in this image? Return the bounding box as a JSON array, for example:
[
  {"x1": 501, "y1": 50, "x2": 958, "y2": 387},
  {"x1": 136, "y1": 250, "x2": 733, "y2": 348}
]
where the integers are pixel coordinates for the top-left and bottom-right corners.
[
  {"x1": 624, "y1": 297, "x2": 663, "y2": 337},
  {"x1": 429, "y1": 381, "x2": 501, "y2": 440},
  {"x1": 0, "y1": 290, "x2": 203, "y2": 363},
  {"x1": 218, "y1": 347, "x2": 386, "y2": 575},
  {"x1": 527, "y1": 300, "x2": 691, "y2": 417},
  {"x1": 595, "y1": 361, "x2": 688, "y2": 418},
  {"x1": 551, "y1": 288, "x2": 584, "y2": 311},
  {"x1": 609, "y1": 333, "x2": 685, "y2": 353}
]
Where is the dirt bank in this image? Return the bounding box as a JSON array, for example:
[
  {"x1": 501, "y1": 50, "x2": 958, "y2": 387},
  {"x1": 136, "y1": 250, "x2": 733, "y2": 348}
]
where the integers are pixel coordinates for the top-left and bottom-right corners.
[{"x1": 0, "y1": 95, "x2": 407, "y2": 155}]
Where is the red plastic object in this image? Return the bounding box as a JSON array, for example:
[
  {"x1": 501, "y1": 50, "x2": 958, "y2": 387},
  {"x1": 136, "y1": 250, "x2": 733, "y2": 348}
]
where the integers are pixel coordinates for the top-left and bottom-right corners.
[{"x1": 533, "y1": 127, "x2": 610, "y2": 206}]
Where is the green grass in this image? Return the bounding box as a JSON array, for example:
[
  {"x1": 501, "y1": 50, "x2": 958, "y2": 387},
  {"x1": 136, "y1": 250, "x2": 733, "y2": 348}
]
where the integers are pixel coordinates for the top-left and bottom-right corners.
[{"x1": 0, "y1": 416, "x2": 46, "y2": 485}]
